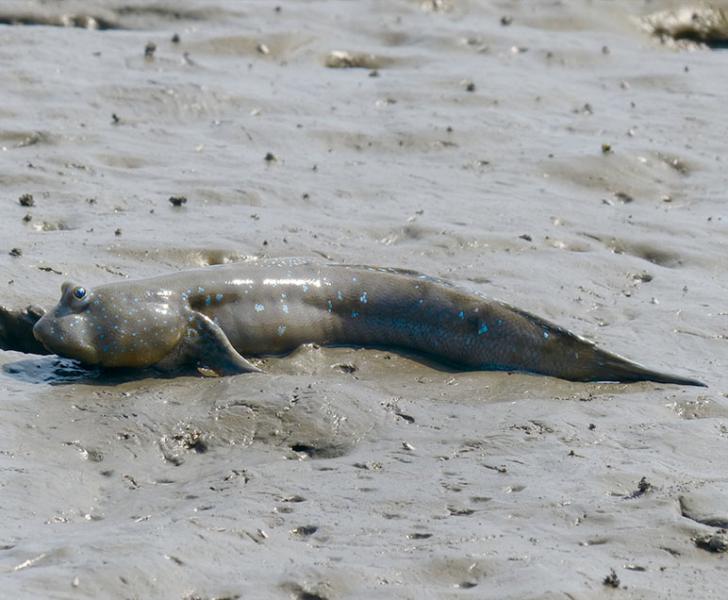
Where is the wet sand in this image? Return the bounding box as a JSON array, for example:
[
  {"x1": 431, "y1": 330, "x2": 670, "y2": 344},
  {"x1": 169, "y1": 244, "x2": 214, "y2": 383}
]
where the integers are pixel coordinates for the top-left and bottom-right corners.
[{"x1": 1, "y1": 1, "x2": 727, "y2": 598}]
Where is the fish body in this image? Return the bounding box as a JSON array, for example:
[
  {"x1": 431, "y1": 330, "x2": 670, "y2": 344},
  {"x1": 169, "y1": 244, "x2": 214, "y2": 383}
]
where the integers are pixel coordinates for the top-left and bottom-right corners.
[{"x1": 31, "y1": 259, "x2": 704, "y2": 385}]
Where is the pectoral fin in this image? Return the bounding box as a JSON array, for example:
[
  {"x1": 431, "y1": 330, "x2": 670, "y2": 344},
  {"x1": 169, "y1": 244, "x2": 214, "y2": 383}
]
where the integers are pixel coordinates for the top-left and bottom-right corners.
[{"x1": 184, "y1": 311, "x2": 261, "y2": 376}]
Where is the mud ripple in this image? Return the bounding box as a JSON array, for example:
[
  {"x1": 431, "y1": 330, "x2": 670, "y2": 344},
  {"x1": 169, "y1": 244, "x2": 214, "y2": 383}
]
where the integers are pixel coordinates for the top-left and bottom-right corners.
[
  {"x1": 670, "y1": 397, "x2": 728, "y2": 419},
  {"x1": 638, "y1": 6, "x2": 728, "y2": 49},
  {"x1": 0, "y1": 130, "x2": 56, "y2": 149},
  {"x1": 680, "y1": 487, "x2": 728, "y2": 528},
  {"x1": 190, "y1": 33, "x2": 315, "y2": 61},
  {"x1": 580, "y1": 233, "x2": 684, "y2": 268},
  {"x1": 111, "y1": 247, "x2": 249, "y2": 268},
  {"x1": 0, "y1": 4, "x2": 235, "y2": 30},
  {"x1": 206, "y1": 379, "x2": 373, "y2": 458},
  {"x1": 0, "y1": 12, "x2": 119, "y2": 30},
  {"x1": 324, "y1": 51, "x2": 395, "y2": 69}
]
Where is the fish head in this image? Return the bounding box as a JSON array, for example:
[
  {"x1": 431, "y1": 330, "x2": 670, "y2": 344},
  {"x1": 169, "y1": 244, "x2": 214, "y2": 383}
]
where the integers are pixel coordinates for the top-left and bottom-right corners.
[{"x1": 33, "y1": 281, "x2": 185, "y2": 368}]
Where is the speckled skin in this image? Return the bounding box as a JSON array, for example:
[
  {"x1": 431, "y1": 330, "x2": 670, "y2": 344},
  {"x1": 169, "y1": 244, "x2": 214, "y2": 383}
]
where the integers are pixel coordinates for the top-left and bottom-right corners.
[{"x1": 33, "y1": 259, "x2": 704, "y2": 385}]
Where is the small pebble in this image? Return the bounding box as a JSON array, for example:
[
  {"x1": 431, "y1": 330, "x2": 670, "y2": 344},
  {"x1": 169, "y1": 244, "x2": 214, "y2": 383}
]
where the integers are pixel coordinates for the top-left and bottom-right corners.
[
  {"x1": 18, "y1": 193, "x2": 34, "y2": 207},
  {"x1": 169, "y1": 196, "x2": 187, "y2": 207},
  {"x1": 171, "y1": 33, "x2": 180, "y2": 44},
  {"x1": 9, "y1": 248, "x2": 22, "y2": 257},
  {"x1": 264, "y1": 152, "x2": 277, "y2": 162},
  {"x1": 144, "y1": 42, "x2": 156, "y2": 58}
]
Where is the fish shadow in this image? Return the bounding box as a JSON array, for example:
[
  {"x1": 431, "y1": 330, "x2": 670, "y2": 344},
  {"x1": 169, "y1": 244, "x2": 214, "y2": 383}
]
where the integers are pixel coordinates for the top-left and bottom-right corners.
[
  {"x1": 1, "y1": 355, "x2": 181, "y2": 386},
  {"x1": 2, "y1": 343, "x2": 489, "y2": 386}
]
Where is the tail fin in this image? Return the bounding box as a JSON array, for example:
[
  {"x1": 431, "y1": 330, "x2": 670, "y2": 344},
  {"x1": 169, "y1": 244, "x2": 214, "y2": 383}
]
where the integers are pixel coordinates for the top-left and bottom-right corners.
[
  {"x1": 502, "y1": 303, "x2": 705, "y2": 386},
  {"x1": 583, "y1": 348, "x2": 706, "y2": 387}
]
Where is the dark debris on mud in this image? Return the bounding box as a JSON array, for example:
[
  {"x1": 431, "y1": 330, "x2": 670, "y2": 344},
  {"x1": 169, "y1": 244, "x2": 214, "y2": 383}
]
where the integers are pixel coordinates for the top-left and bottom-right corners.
[
  {"x1": 694, "y1": 530, "x2": 728, "y2": 553},
  {"x1": 603, "y1": 568, "x2": 621, "y2": 588}
]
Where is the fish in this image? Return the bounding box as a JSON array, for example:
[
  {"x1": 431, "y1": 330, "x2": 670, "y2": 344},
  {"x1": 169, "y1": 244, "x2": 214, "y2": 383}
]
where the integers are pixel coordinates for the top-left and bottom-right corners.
[{"x1": 30, "y1": 259, "x2": 705, "y2": 385}]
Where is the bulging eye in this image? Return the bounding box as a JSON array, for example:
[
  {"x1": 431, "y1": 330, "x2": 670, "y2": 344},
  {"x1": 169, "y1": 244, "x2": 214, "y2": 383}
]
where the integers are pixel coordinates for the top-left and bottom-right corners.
[{"x1": 73, "y1": 287, "x2": 87, "y2": 300}]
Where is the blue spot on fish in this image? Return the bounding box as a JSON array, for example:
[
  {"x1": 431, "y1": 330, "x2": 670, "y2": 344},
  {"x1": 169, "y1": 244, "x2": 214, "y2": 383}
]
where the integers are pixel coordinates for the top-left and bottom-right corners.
[
  {"x1": 337, "y1": 291, "x2": 344, "y2": 301},
  {"x1": 216, "y1": 293, "x2": 223, "y2": 303},
  {"x1": 303, "y1": 284, "x2": 309, "y2": 293},
  {"x1": 543, "y1": 330, "x2": 549, "y2": 339},
  {"x1": 255, "y1": 304, "x2": 265, "y2": 312},
  {"x1": 458, "y1": 311, "x2": 465, "y2": 319},
  {"x1": 282, "y1": 304, "x2": 289, "y2": 314},
  {"x1": 360, "y1": 291, "x2": 368, "y2": 304},
  {"x1": 327, "y1": 300, "x2": 333, "y2": 313},
  {"x1": 351, "y1": 310, "x2": 360, "y2": 318},
  {"x1": 478, "y1": 323, "x2": 489, "y2": 335},
  {"x1": 198, "y1": 287, "x2": 205, "y2": 294},
  {"x1": 205, "y1": 295, "x2": 212, "y2": 306},
  {"x1": 277, "y1": 324, "x2": 286, "y2": 336}
]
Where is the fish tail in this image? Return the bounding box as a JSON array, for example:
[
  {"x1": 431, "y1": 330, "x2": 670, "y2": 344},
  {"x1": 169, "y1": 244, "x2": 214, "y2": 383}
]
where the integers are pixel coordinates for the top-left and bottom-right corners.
[
  {"x1": 496, "y1": 303, "x2": 705, "y2": 386},
  {"x1": 577, "y1": 347, "x2": 706, "y2": 387}
]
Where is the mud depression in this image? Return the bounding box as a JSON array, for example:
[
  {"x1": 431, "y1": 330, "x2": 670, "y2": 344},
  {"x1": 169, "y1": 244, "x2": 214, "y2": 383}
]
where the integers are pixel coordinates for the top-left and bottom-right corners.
[{"x1": 1, "y1": 1, "x2": 727, "y2": 598}]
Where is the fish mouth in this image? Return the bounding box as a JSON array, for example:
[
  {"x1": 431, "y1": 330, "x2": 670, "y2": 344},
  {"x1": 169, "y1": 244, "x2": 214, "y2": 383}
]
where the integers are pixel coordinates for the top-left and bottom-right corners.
[
  {"x1": 32, "y1": 316, "x2": 99, "y2": 365},
  {"x1": 32, "y1": 316, "x2": 54, "y2": 351}
]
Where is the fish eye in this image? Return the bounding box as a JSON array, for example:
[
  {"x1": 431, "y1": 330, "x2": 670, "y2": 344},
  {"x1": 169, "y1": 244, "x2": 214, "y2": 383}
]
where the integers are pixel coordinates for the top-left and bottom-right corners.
[{"x1": 73, "y1": 287, "x2": 87, "y2": 300}]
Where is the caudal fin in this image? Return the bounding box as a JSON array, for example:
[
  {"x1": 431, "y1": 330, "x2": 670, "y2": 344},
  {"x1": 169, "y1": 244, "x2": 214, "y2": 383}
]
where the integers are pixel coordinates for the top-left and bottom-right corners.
[{"x1": 585, "y1": 350, "x2": 706, "y2": 387}]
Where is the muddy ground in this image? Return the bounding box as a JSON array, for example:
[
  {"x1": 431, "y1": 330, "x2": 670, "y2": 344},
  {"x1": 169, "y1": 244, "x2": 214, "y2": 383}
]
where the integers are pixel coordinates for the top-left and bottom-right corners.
[{"x1": 1, "y1": 1, "x2": 727, "y2": 598}]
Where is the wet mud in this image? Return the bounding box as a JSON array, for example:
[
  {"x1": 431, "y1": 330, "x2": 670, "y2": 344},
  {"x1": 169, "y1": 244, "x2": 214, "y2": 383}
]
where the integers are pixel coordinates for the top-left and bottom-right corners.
[
  {"x1": 639, "y1": 5, "x2": 728, "y2": 49},
  {"x1": 1, "y1": 1, "x2": 728, "y2": 598}
]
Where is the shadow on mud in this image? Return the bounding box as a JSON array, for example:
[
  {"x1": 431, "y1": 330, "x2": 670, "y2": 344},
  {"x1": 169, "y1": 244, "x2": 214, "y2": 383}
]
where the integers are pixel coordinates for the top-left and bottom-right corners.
[{"x1": 1, "y1": 355, "x2": 177, "y2": 386}]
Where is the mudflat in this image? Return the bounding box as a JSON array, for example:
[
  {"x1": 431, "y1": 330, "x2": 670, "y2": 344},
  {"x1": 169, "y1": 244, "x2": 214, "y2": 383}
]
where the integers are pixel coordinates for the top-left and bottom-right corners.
[{"x1": 1, "y1": 1, "x2": 726, "y2": 598}]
